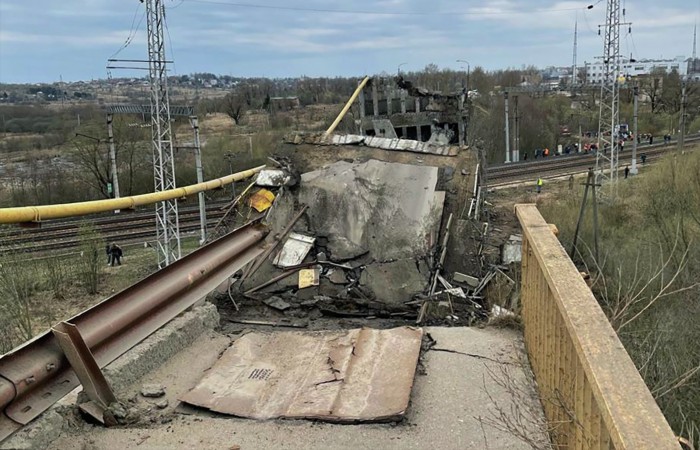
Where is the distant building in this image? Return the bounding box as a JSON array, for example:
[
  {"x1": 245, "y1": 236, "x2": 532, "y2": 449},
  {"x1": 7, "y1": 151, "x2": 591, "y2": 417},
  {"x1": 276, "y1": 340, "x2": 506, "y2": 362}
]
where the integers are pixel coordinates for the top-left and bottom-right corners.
[
  {"x1": 583, "y1": 56, "x2": 689, "y2": 84},
  {"x1": 540, "y1": 66, "x2": 573, "y2": 88}
]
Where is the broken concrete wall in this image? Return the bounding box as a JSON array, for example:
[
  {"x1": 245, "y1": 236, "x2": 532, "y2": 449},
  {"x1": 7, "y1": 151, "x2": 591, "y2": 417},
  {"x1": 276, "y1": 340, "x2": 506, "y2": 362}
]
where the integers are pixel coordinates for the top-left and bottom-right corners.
[{"x1": 299, "y1": 160, "x2": 444, "y2": 262}]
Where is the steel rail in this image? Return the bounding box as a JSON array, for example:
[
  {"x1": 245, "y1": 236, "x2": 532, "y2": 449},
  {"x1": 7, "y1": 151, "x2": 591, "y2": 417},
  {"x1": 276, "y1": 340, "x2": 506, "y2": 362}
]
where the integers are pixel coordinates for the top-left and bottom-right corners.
[
  {"x1": 485, "y1": 135, "x2": 700, "y2": 185},
  {"x1": 0, "y1": 221, "x2": 269, "y2": 442},
  {"x1": 0, "y1": 166, "x2": 265, "y2": 224}
]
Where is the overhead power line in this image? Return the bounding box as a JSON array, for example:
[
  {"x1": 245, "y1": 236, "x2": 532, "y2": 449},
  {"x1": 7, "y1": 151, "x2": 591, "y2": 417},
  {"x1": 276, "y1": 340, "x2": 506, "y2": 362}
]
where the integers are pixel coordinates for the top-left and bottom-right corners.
[{"x1": 183, "y1": 0, "x2": 595, "y2": 17}]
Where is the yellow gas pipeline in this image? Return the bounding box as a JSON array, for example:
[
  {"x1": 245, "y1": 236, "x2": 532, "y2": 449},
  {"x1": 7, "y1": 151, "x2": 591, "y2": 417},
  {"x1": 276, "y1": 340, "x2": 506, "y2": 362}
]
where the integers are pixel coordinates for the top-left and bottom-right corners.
[
  {"x1": 0, "y1": 165, "x2": 265, "y2": 224},
  {"x1": 324, "y1": 76, "x2": 370, "y2": 136}
]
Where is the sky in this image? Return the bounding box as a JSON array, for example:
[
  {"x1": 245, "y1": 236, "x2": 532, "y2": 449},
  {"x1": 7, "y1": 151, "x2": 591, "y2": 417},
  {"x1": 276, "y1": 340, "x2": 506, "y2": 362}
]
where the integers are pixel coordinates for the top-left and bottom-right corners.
[{"x1": 0, "y1": 0, "x2": 697, "y2": 84}]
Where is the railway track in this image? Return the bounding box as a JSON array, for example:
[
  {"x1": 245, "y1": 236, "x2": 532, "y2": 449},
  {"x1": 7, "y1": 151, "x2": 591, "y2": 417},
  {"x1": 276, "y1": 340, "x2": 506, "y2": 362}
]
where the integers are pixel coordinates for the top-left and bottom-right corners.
[
  {"x1": 0, "y1": 200, "x2": 231, "y2": 254},
  {"x1": 485, "y1": 135, "x2": 700, "y2": 186}
]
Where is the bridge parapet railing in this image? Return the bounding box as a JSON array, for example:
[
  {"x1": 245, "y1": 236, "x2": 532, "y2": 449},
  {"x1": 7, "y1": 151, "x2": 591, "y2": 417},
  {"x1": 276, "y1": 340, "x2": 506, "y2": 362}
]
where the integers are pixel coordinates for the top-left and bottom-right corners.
[{"x1": 516, "y1": 204, "x2": 680, "y2": 449}]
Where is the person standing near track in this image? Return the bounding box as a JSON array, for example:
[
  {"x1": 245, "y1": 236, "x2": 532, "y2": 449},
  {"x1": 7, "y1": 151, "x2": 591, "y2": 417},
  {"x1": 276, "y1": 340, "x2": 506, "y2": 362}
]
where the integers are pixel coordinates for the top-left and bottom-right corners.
[
  {"x1": 109, "y1": 243, "x2": 123, "y2": 266},
  {"x1": 536, "y1": 177, "x2": 544, "y2": 194}
]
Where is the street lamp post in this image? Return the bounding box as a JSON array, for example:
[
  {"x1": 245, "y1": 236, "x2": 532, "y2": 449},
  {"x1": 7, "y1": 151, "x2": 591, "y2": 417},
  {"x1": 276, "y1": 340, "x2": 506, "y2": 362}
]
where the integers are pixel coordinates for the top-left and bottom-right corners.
[
  {"x1": 456, "y1": 59, "x2": 470, "y2": 92},
  {"x1": 397, "y1": 62, "x2": 408, "y2": 76}
]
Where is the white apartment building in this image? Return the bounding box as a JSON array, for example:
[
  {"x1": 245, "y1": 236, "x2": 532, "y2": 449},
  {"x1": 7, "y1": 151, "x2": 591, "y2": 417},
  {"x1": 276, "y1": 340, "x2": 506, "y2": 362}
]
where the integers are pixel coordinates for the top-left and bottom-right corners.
[{"x1": 584, "y1": 56, "x2": 689, "y2": 84}]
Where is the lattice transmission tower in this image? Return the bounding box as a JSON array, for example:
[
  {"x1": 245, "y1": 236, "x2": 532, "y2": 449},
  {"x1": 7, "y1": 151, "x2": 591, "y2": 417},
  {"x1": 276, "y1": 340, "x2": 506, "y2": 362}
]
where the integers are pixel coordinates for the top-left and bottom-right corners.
[
  {"x1": 595, "y1": 0, "x2": 630, "y2": 191},
  {"x1": 145, "y1": 0, "x2": 181, "y2": 267}
]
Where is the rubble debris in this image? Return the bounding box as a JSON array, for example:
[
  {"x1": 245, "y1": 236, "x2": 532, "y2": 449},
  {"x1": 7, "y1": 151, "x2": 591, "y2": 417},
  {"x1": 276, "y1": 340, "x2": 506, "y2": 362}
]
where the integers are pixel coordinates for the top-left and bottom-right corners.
[
  {"x1": 273, "y1": 233, "x2": 316, "y2": 268},
  {"x1": 228, "y1": 318, "x2": 308, "y2": 328},
  {"x1": 361, "y1": 260, "x2": 427, "y2": 305},
  {"x1": 284, "y1": 132, "x2": 459, "y2": 157},
  {"x1": 256, "y1": 169, "x2": 292, "y2": 187},
  {"x1": 248, "y1": 189, "x2": 276, "y2": 212},
  {"x1": 140, "y1": 384, "x2": 165, "y2": 398},
  {"x1": 155, "y1": 399, "x2": 169, "y2": 410},
  {"x1": 298, "y1": 267, "x2": 320, "y2": 289},
  {"x1": 490, "y1": 305, "x2": 516, "y2": 319},
  {"x1": 180, "y1": 327, "x2": 423, "y2": 422},
  {"x1": 243, "y1": 266, "x2": 309, "y2": 295},
  {"x1": 241, "y1": 205, "x2": 309, "y2": 282},
  {"x1": 327, "y1": 269, "x2": 347, "y2": 285},
  {"x1": 453, "y1": 272, "x2": 480, "y2": 288},
  {"x1": 263, "y1": 296, "x2": 292, "y2": 311}
]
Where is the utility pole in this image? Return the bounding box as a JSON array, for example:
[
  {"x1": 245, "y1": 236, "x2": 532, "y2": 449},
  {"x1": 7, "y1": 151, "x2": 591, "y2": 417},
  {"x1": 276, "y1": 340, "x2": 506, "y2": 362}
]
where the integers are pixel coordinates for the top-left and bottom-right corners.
[
  {"x1": 504, "y1": 91, "x2": 511, "y2": 163},
  {"x1": 679, "y1": 82, "x2": 687, "y2": 154},
  {"x1": 572, "y1": 18, "x2": 578, "y2": 89},
  {"x1": 145, "y1": 0, "x2": 181, "y2": 268},
  {"x1": 513, "y1": 95, "x2": 520, "y2": 162},
  {"x1": 189, "y1": 116, "x2": 207, "y2": 245},
  {"x1": 106, "y1": 114, "x2": 121, "y2": 203},
  {"x1": 631, "y1": 85, "x2": 639, "y2": 174},
  {"x1": 595, "y1": 0, "x2": 631, "y2": 192}
]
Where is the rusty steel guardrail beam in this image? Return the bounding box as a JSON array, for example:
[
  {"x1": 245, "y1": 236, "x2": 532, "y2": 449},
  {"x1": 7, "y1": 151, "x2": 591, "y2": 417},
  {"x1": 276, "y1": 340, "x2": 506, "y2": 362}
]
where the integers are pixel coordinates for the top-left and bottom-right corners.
[{"x1": 0, "y1": 221, "x2": 269, "y2": 442}]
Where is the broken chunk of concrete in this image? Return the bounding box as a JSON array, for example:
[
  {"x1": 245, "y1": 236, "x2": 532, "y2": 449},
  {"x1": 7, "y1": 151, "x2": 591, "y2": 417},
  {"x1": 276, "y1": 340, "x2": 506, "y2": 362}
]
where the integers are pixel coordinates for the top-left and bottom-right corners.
[
  {"x1": 327, "y1": 269, "x2": 347, "y2": 285},
  {"x1": 140, "y1": 384, "x2": 165, "y2": 398},
  {"x1": 256, "y1": 169, "x2": 292, "y2": 187},
  {"x1": 453, "y1": 272, "x2": 480, "y2": 288},
  {"x1": 327, "y1": 235, "x2": 368, "y2": 262},
  {"x1": 155, "y1": 399, "x2": 169, "y2": 410},
  {"x1": 361, "y1": 260, "x2": 428, "y2": 305},
  {"x1": 299, "y1": 160, "x2": 445, "y2": 262},
  {"x1": 263, "y1": 296, "x2": 292, "y2": 311}
]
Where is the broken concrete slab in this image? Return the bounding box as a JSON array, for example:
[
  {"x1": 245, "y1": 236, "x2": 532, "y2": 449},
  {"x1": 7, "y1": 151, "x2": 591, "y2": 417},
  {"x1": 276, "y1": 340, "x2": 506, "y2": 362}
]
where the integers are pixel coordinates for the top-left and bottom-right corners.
[
  {"x1": 299, "y1": 160, "x2": 445, "y2": 262},
  {"x1": 263, "y1": 296, "x2": 292, "y2": 311},
  {"x1": 180, "y1": 327, "x2": 423, "y2": 422},
  {"x1": 361, "y1": 259, "x2": 427, "y2": 305}
]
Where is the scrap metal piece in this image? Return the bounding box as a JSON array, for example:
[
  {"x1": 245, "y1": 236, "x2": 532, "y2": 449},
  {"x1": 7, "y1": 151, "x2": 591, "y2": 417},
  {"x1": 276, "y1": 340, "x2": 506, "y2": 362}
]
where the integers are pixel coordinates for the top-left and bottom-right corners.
[
  {"x1": 180, "y1": 327, "x2": 423, "y2": 422},
  {"x1": 273, "y1": 233, "x2": 315, "y2": 268},
  {"x1": 51, "y1": 322, "x2": 117, "y2": 425},
  {"x1": 248, "y1": 189, "x2": 276, "y2": 212}
]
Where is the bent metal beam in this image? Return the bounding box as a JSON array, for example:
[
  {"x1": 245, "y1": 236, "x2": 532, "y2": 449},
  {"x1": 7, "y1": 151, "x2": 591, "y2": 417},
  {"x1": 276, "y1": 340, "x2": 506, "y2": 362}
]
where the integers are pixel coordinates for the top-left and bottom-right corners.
[
  {"x1": 0, "y1": 221, "x2": 269, "y2": 442},
  {"x1": 0, "y1": 165, "x2": 265, "y2": 224}
]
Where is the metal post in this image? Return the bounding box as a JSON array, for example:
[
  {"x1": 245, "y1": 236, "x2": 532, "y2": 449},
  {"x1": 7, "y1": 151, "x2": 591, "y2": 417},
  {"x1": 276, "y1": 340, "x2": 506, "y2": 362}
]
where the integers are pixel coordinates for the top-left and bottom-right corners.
[
  {"x1": 514, "y1": 95, "x2": 520, "y2": 162},
  {"x1": 679, "y1": 82, "x2": 687, "y2": 154},
  {"x1": 504, "y1": 91, "x2": 511, "y2": 163},
  {"x1": 106, "y1": 114, "x2": 121, "y2": 203},
  {"x1": 570, "y1": 169, "x2": 592, "y2": 259},
  {"x1": 190, "y1": 116, "x2": 207, "y2": 245},
  {"x1": 631, "y1": 85, "x2": 639, "y2": 174}
]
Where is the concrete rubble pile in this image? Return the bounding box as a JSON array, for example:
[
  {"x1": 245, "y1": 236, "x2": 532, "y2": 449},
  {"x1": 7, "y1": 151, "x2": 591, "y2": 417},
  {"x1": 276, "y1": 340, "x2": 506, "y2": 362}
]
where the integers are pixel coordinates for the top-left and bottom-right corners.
[{"x1": 232, "y1": 158, "x2": 488, "y2": 324}]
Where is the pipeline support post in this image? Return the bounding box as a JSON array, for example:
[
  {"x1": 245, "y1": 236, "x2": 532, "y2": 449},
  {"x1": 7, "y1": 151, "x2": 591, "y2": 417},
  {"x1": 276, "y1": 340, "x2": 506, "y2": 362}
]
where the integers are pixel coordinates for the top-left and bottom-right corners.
[{"x1": 190, "y1": 116, "x2": 207, "y2": 245}]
